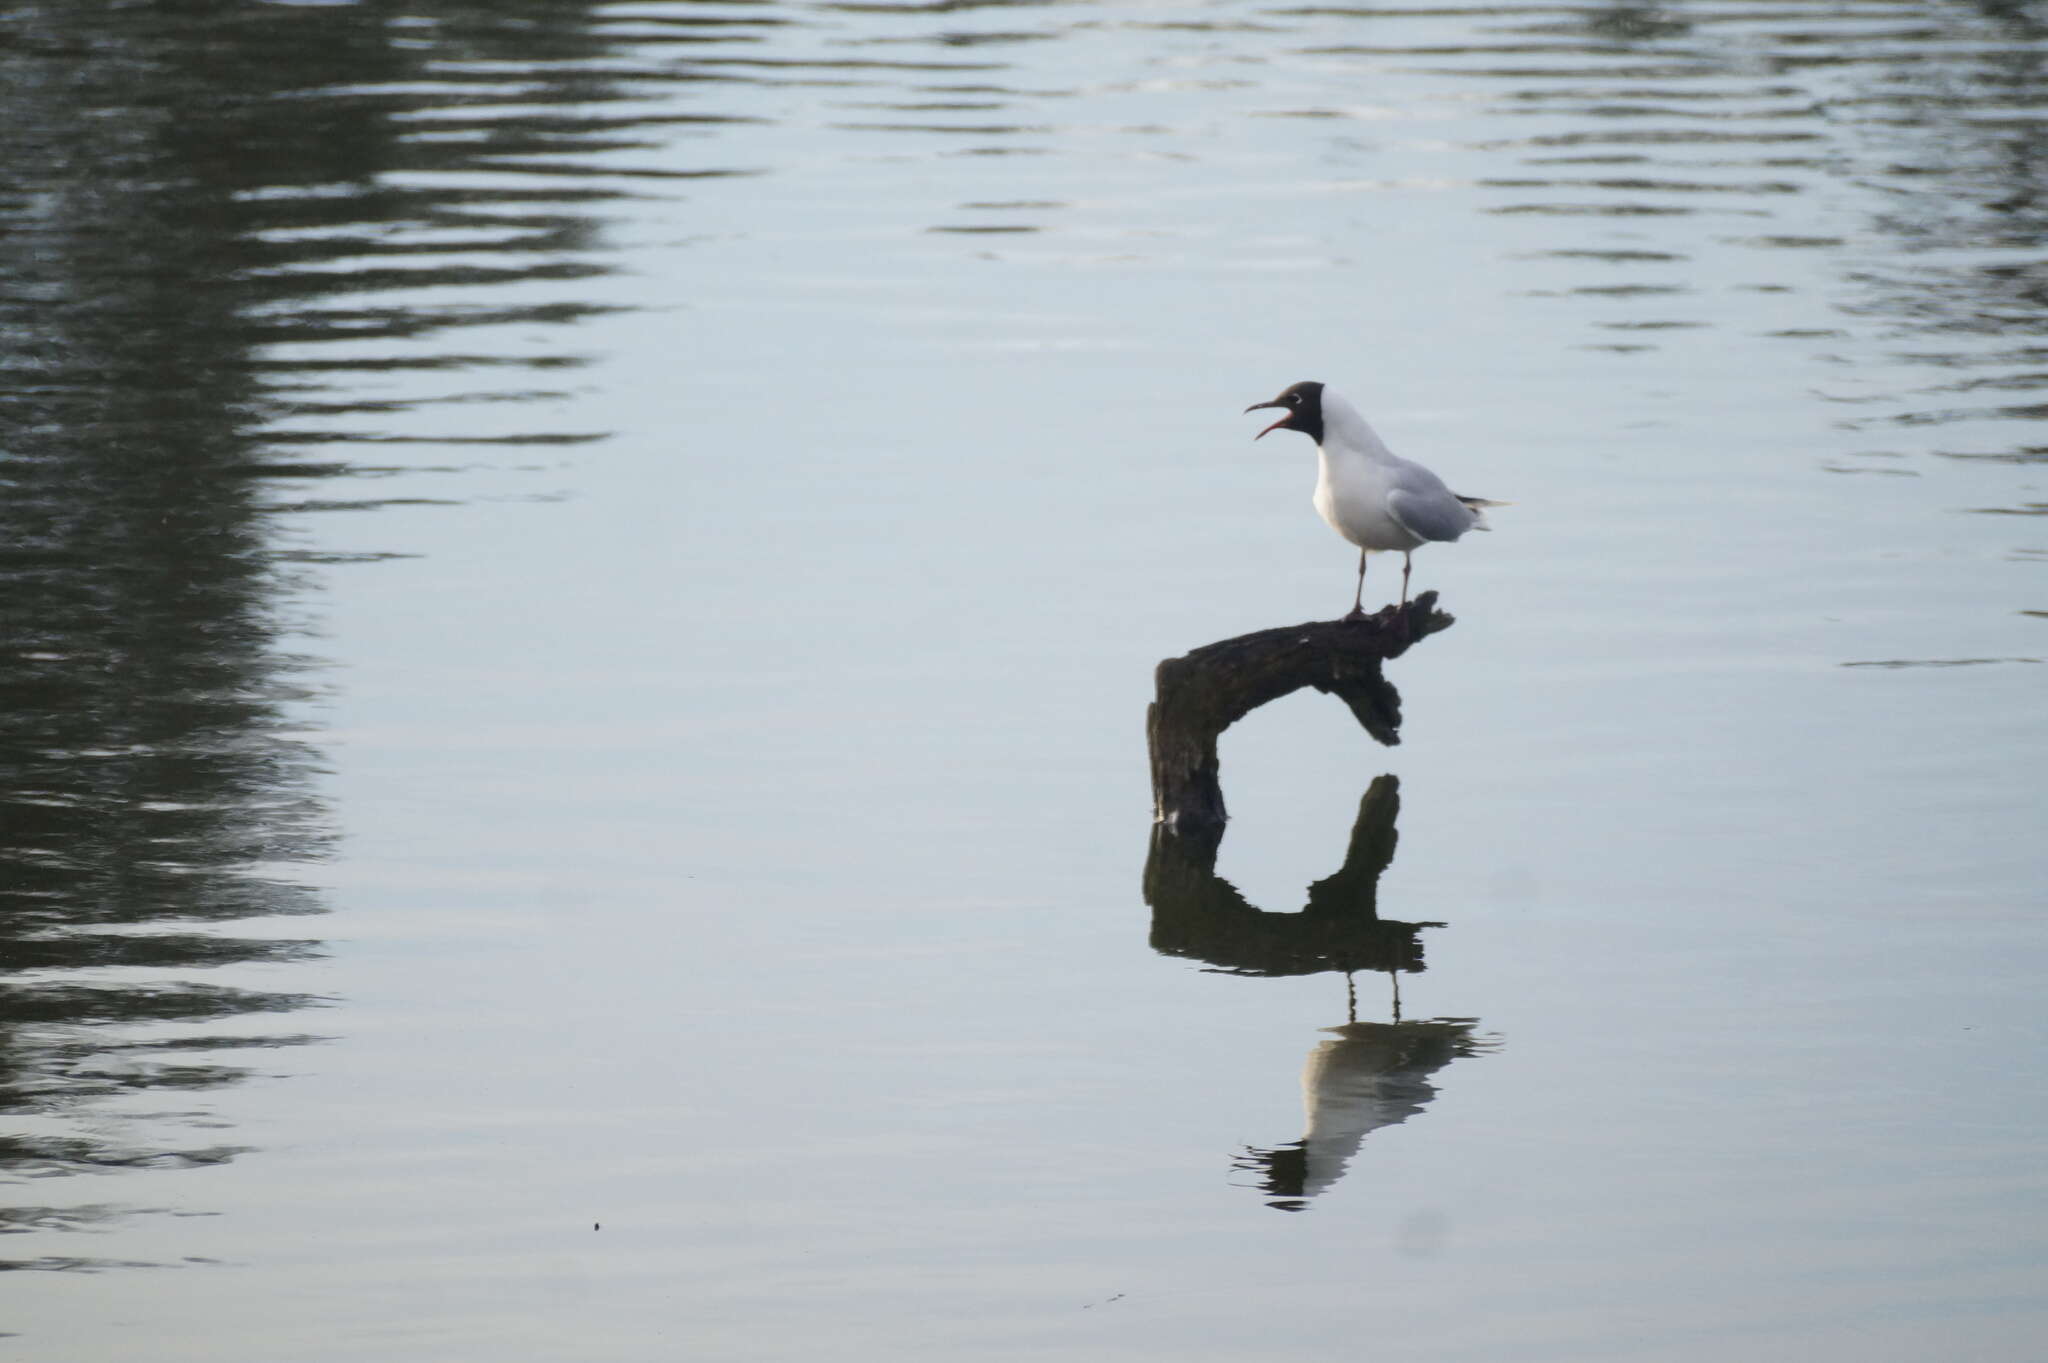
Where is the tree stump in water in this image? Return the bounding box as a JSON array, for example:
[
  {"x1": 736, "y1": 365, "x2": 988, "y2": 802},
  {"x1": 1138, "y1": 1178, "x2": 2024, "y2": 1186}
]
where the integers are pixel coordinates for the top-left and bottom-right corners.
[{"x1": 1146, "y1": 592, "x2": 1454, "y2": 836}]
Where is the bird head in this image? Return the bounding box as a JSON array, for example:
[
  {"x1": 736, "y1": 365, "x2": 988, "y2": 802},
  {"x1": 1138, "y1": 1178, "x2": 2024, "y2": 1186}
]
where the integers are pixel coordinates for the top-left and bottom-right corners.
[{"x1": 1245, "y1": 380, "x2": 1326, "y2": 444}]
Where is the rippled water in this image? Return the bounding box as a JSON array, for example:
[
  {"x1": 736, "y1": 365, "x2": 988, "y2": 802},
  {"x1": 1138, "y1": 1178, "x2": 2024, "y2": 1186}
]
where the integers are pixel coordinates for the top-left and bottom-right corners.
[{"x1": 3, "y1": 1, "x2": 2043, "y2": 1359}]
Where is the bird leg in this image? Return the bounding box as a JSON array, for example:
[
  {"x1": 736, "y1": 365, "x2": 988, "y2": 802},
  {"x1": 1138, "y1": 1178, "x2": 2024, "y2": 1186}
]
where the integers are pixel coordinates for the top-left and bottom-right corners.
[
  {"x1": 1399, "y1": 552, "x2": 1413, "y2": 608},
  {"x1": 1343, "y1": 549, "x2": 1368, "y2": 621}
]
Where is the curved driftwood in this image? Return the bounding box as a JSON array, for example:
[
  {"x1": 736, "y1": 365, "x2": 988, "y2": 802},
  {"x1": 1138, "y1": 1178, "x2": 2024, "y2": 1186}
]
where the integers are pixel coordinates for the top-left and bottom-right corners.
[{"x1": 1146, "y1": 593, "x2": 1453, "y2": 835}]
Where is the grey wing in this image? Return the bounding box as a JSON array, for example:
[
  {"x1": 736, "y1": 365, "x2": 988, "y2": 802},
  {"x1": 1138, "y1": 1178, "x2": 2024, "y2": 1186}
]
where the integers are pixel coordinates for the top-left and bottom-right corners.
[{"x1": 1385, "y1": 481, "x2": 1478, "y2": 543}]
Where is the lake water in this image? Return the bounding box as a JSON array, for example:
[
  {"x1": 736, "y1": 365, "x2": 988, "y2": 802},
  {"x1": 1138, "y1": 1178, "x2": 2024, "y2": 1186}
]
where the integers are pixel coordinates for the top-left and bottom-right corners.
[{"x1": 3, "y1": 1, "x2": 2044, "y2": 1359}]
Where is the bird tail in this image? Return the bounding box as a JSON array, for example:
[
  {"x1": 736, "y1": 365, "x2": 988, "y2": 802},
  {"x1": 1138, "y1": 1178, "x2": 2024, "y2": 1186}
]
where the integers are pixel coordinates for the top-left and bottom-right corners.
[{"x1": 1457, "y1": 495, "x2": 1509, "y2": 531}]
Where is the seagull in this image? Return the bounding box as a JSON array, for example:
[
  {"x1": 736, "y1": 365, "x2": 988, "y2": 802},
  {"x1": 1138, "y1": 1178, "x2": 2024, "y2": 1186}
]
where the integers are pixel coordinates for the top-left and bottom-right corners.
[{"x1": 1246, "y1": 380, "x2": 1504, "y2": 619}]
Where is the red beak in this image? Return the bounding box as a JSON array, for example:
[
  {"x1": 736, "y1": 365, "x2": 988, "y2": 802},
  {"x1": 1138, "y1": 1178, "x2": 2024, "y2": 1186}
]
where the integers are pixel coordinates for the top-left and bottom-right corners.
[{"x1": 1244, "y1": 400, "x2": 1288, "y2": 440}]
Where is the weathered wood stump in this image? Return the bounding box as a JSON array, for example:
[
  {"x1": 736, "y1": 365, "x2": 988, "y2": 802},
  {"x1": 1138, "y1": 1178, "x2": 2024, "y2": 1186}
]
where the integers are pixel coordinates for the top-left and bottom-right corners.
[{"x1": 1146, "y1": 593, "x2": 1454, "y2": 835}]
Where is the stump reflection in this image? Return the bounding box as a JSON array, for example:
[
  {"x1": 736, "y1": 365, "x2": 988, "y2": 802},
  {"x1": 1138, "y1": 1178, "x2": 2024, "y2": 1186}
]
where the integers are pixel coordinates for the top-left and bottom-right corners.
[{"x1": 1144, "y1": 775, "x2": 1442, "y2": 978}]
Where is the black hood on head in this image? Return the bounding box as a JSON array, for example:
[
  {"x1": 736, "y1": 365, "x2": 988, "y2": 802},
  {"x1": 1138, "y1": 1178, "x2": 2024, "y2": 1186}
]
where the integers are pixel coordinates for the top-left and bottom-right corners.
[{"x1": 1246, "y1": 380, "x2": 1325, "y2": 444}]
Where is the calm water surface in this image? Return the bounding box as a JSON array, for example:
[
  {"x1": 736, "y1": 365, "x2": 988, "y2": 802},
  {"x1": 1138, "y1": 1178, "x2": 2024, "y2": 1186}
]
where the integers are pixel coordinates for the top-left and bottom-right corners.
[{"x1": 3, "y1": 0, "x2": 2044, "y2": 1359}]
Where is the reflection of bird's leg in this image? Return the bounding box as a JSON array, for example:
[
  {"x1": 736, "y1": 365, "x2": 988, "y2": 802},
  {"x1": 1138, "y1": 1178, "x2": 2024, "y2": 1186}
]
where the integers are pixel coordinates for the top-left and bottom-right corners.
[
  {"x1": 1344, "y1": 549, "x2": 1368, "y2": 621},
  {"x1": 1389, "y1": 969, "x2": 1403, "y2": 1023},
  {"x1": 1345, "y1": 971, "x2": 1358, "y2": 1024}
]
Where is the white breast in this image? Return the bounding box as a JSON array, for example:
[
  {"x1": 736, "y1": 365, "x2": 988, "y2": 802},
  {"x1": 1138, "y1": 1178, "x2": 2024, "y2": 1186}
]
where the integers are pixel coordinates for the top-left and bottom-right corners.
[{"x1": 1313, "y1": 446, "x2": 1425, "y2": 552}]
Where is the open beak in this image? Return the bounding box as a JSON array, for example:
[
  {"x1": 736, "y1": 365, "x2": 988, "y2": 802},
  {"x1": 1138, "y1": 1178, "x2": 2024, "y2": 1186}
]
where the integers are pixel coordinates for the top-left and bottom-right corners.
[{"x1": 1244, "y1": 400, "x2": 1288, "y2": 440}]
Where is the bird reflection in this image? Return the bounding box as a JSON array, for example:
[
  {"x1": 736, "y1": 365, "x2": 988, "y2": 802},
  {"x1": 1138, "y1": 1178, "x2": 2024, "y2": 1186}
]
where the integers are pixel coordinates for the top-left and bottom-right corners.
[
  {"x1": 1144, "y1": 775, "x2": 1500, "y2": 1211},
  {"x1": 1238, "y1": 1012, "x2": 1498, "y2": 1213}
]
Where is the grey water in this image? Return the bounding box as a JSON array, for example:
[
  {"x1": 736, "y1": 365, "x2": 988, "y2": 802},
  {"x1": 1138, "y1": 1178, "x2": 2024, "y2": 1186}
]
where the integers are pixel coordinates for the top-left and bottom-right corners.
[{"x1": 2, "y1": 0, "x2": 2044, "y2": 1358}]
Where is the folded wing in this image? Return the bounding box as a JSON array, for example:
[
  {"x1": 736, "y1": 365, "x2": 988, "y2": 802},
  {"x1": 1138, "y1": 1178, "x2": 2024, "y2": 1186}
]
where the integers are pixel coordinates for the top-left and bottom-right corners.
[{"x1": 1386, "y1": 485, "x2": 1481, "y2": 543}]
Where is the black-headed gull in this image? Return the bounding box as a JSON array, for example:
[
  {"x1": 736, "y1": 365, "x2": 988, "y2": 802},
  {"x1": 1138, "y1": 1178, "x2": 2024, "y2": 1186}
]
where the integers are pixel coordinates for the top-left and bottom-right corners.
[{"x1": 1246, "y1": 380, "x2": 1504, "y2": 619}]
